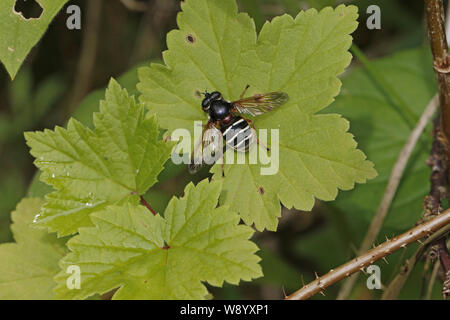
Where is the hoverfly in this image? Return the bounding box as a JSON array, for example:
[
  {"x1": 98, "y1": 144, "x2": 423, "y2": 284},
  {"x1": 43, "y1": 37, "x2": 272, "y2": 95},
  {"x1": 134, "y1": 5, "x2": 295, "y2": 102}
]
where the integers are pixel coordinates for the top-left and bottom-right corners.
[{"x1": 188, "y1": 85, "x2": 289, "y2": 176}]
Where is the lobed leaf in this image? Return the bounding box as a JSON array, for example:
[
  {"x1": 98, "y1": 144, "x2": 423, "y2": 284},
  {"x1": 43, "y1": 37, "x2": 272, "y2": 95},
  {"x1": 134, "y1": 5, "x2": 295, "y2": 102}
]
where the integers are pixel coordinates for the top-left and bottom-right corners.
[
  {"x1": 0, "y1": 198, "x2": 67, "y2": 299},
  {"x1": 138, "y1": 0, "x2": 377, "y2": 231},
  {"x1": 25, "y1": 79, "x2": 173, "y2": 236},
  {"x1": 55, "y1": 180, "x2": 262, "y2": 300}
]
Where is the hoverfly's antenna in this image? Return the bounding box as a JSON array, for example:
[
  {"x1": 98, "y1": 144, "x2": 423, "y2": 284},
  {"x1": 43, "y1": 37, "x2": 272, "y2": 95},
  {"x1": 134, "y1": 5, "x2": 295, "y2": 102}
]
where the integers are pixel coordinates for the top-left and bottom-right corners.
[{"x1": 201, "y1": 90, "x2": 209, "y2": 96}]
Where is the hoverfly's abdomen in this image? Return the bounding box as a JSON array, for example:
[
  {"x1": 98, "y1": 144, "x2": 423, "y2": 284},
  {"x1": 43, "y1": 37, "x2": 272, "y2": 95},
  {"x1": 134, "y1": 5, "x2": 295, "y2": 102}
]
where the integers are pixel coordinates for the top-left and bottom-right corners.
[{"x1": 221, "y1": 116, "x2": 255, "y2": 152}]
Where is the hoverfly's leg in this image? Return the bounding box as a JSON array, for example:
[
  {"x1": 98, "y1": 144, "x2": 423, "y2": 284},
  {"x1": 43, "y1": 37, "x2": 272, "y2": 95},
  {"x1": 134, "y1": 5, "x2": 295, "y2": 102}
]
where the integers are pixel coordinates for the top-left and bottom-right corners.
[
  {"x1": 220, "y1": 123, "x2": 225, "y2": 177},
  {"x1": 256, "y1": 136, "x2": 270, "y2": 152},
  {"x1": 239, "y1": 84, "x2": 250, "y2": 100},
  {"x1": 243, "y1": 117, "x2": 270, "y2": 152},
  {"x1": 221, "y1": 154, "x2": 225, "y2": 177}
]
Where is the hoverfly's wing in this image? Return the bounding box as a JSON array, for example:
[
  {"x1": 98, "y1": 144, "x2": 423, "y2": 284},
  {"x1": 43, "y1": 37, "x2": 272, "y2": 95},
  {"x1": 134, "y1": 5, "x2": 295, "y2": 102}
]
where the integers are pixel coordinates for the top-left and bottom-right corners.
[
  {"x1": 188, "y1": 122, "x2": 223, "y2": 174},
  {"x1": 232, "y1": 92, "x2": 289, "y2": 117}
]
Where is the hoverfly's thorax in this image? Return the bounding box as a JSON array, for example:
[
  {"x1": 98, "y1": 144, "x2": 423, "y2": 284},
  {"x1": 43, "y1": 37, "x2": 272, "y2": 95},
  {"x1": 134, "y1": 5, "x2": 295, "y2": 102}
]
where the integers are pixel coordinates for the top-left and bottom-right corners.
[{"x1": 209, "y1": 100, "x2": 231, "y2": 121}]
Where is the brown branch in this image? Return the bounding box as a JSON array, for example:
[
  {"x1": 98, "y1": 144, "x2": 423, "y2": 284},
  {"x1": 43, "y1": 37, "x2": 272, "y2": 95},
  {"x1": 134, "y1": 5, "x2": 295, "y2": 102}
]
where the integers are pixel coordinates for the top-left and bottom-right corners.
[
  {"x1": 382, "y1": 223, "x2": 450, "y2": 299},
  {"x1": 436, "y1": 237, "x2": 450, "y2": 299},
  {"x1": 336, "y1": 95, "x2": 439, "y2": 299},
  {"x1": 437, "y1": 237, "x2": 450, "y2": 274},
  {"x1": 423, "y1": 116, "x2": 447, "y2": 219},
  {"x1": 424, "y1": 1, "x2": 450, "y2": 296},
  {"x1": 336, "y1": 0, "x2": 450, "y2": 299},
  {"x1": 443, "y1": 269, "x2": 450, "y2": 299},
  {"x1": 285, "y1": 210, "x2": 450, "y2": 300},
  {"x1": 421, "y1": 115, "x2": 450, "y2": 299},
  {"x1": 425, "y1": 0, "x2": 450, "y2": 183},
  {"x1": 381, "y1": 116, "x2": 449, "y2": 299}
]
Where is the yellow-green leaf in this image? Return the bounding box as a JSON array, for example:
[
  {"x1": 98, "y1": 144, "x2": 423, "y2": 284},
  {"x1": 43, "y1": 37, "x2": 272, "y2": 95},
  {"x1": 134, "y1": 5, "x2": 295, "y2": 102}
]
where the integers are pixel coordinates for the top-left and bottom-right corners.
[
  {"x1": 0, "y1": 0, "x2": 68, "y2": 79},
  {"x1": 138, "y1": 0, "x2": 377, "y2": 231},
  {"x1": 55, "y1": 180, "x2": 262, "y2": 300},
  {"x1": 0, "y1": 198, "x2": 67, "y2": 299}
]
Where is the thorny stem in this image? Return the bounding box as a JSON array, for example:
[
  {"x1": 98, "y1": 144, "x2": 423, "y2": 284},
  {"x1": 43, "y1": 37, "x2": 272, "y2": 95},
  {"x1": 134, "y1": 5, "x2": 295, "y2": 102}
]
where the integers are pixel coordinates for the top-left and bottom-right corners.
[
  {"x1": 285, "y1": 210, "x2": 450, "y2": 300},
  {"x1": 422, "y1": 116, "x2": 450, "y2": 298},
  {"x1": 382, "y1": 224, "x2": 450, "y2": 299},
  {"x1": 436, "y1": 237, "x2": 450, "y2": 298},
  {"x1": 337, "y1": 95, "x2": 439, "y2": 299},
  {"x1": 422, "y1": 0, "x2": 450, "y2": 299},
  {"x1": 437, "y1": 237, "x2": 450, "y2": 273},
  {"x1": 423, "y1": 116, "x2": 447, "y2": 218},
  {"x1": 381, "y1": 117, "x2": 449, "y2": 299},
  {"x1": 425, "y1": 0, "x2": 450, "y2": 183},
  {"x1": 360, "y1": 0, "x2": 450, "y2": 300},
  {"x1": 140, "y1": 195, "x2": 156, "y2": 216},
  {"x1": 418, "y1": 114, "x2": 447, "y2": 299}
]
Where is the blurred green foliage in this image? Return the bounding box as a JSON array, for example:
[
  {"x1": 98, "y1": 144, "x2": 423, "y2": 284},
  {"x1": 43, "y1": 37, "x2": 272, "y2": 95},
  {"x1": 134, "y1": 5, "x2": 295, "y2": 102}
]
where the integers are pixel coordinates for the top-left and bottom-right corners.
[{"x1": 329, "y1": 48, "x2": 435, "y2": 230}]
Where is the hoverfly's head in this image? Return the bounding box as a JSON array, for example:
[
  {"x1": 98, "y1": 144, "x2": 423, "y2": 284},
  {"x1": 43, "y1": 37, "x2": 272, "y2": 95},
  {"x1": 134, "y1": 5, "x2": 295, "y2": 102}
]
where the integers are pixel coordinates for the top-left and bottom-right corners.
[{"x1": 201, "y1": 91, "x2": 222, "y2": 112}]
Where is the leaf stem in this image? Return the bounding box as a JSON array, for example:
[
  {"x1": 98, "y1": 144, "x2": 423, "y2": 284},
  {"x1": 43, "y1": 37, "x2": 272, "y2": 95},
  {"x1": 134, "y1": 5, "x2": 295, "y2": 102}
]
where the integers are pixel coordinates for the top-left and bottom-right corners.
[
  {"x1": 140, "y1": 195, "x2": 156, "y2": 215},
  {"x1": 285, "y1": 210, "x2": 450, "y2": 300}
]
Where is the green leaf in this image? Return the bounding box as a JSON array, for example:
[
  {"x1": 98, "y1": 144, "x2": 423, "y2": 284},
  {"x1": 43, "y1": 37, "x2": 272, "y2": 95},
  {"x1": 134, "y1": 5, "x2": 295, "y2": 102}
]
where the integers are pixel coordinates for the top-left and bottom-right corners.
[
  {"x1": 0, "y1": 0, "x2": 68, "y2": 80},
  {"x1": 55, "y1": 180, "x2": 262, "y2": 300},
  {"x1": 138, "y1": 0, "x2": 377, "y2": 231},
  {"x1": 328, "y1": 47, "x2": 435, "y2": 230},
  {"x1": 0, "y1": 198, "x2": 67, "y2": 299},
  {"x1": 25, "y1": 79, "x2": 173, "y2": 236}
]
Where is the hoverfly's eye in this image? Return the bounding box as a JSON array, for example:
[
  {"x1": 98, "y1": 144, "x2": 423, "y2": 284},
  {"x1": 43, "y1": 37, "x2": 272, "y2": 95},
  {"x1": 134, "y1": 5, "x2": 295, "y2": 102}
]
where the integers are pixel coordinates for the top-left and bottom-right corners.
[
  {"x1": 210, "y1": 91, "x2": 222, "y2": 100},
  {"x1": 202, "y1": 98, "x2": 211, "y2": 111}
]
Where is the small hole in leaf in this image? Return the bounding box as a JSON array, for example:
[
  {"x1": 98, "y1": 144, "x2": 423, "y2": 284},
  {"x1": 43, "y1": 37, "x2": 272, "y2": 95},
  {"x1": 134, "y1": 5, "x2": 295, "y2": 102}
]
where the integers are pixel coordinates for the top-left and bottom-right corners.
[
  {"x1": 14, "y1": 0, "x2": 43, "y2": 19},
  {"x1": 258, "y1": 186, "x2": 264, "y2": 195},
  {"x1": 186, "y1": 34, "x2": 196, "y2": 44},
  {"x1": 194, "y1": 90, "x2": 202, "y2": 98}
]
